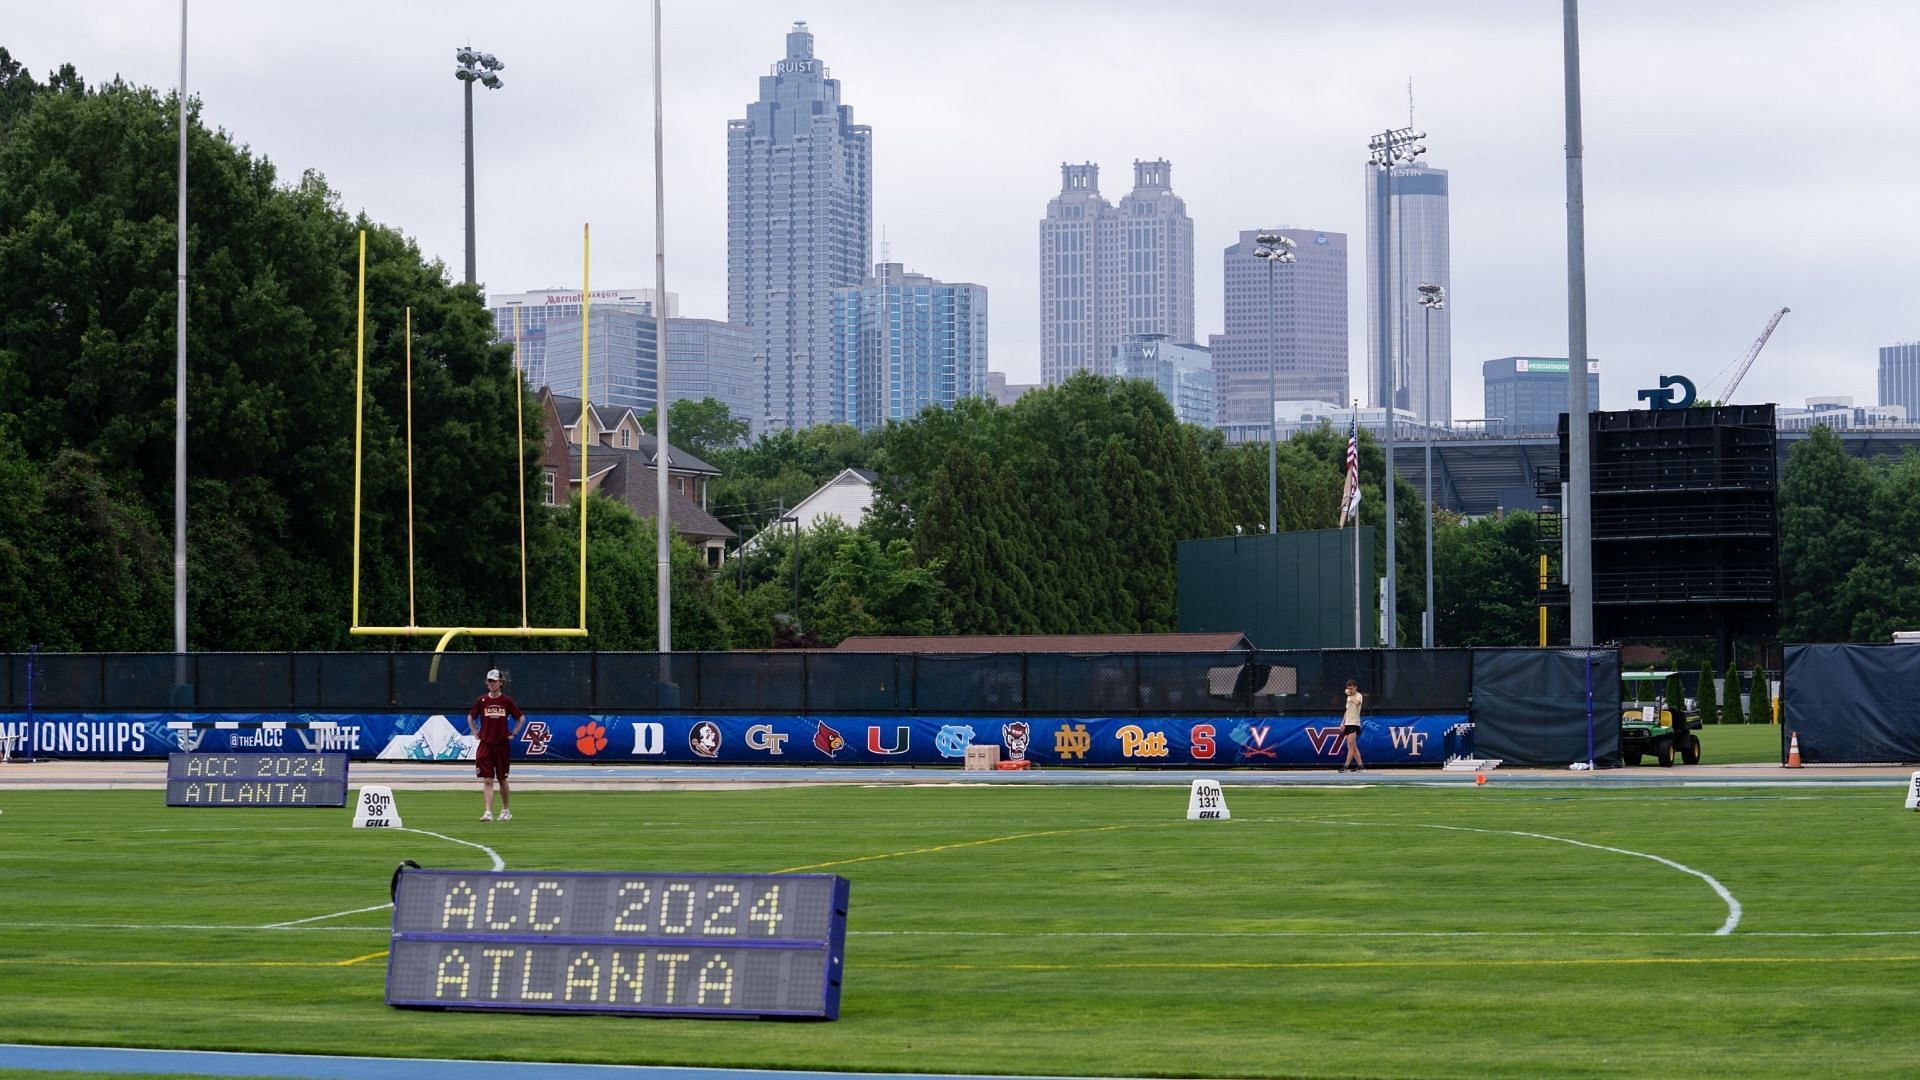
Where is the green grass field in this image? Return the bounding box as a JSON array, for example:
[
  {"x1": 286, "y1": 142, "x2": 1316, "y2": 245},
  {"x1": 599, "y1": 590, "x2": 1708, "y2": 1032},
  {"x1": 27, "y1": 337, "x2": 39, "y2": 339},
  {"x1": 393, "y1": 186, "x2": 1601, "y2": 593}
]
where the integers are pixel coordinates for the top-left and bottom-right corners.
[
  {"x1": 1695, "y1": 722, "x2": 1786, "y2": 764},
  {"x1": 3, "y1": 779, "x2": 1916, "y2": 1079}
]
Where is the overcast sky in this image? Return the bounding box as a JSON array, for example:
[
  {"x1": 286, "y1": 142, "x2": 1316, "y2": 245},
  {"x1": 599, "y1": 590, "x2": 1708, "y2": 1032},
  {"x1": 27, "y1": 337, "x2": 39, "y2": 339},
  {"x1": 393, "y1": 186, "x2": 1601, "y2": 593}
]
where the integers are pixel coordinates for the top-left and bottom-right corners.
[{"x1": 9, "y1": 1, "x2": 1919, "y2": 417}]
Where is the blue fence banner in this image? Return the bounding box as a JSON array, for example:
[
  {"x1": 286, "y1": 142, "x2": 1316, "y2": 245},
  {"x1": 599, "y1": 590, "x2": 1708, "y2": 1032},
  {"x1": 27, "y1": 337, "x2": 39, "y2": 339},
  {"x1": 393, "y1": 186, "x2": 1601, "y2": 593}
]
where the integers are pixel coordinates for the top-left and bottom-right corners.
[{"x1": 0, "y1": 712, "x2": 1465, "y2": 768}]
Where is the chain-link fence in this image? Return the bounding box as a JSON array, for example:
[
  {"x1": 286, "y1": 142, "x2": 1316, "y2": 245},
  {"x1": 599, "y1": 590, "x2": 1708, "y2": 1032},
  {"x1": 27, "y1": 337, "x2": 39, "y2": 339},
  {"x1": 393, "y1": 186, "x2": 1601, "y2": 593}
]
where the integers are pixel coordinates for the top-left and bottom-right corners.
[{"x1": 1, "y1": 648, "x2": 1483, "y2": 716}]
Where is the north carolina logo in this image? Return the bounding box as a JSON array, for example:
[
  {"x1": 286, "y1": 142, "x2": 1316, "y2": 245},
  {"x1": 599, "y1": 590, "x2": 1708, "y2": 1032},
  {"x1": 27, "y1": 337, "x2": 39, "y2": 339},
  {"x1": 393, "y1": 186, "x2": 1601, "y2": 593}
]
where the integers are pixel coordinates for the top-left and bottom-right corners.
[
  {"x1": 935, "y1": 724, "x2": 976, "y2": 758},
  {"x1": 813, "y1": 720, "x2": 846, "y2": 758},
  {"x1": 689, "y1": 721, "x2": 722, "y2": 759},
  {"x1": 522, "y1": 721, "x2": 553, "y2": 756},
  {"x1": 1002, "y1": 721, "x2": 1030, "y2": 762},
  {"x1": 575, "y1": 721, "x2": 608, "y2": 756}
]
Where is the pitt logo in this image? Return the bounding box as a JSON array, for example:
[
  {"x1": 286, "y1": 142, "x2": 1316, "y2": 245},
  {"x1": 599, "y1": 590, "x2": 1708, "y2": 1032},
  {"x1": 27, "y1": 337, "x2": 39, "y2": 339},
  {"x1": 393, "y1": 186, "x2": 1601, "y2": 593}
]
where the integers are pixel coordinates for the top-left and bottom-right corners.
[
  {"x1": 521, "y1": 721, "x2": 553, "y2": 756},
  {"x1": 1054, "y1": 723, "x2": 1092, "y2": 760},
  {"x1": 745, "y1": 724, "x2": 788, "y2": 755},
  {"x1": 813, "y1": 720, "x2": 847, "y2": 758},
  {"x1": 867, "y1": 726, "x2": 910, "y2": 755},
  {"x1": 1189, "y1": 723, "x2": 1216, "y2": 760},
  {"x1": 1116, "y1": 725, "x2": 1169, "y2": 758},
  {"x1": 934, "y1": 725, "x2": 976, "y2": 758},
  {"x1": 1389, "y1": 726, "x2": 1428, "y2": 756},
  {"x1": 1304, "y1": 726, "x2": 1347, "y2": 757}
]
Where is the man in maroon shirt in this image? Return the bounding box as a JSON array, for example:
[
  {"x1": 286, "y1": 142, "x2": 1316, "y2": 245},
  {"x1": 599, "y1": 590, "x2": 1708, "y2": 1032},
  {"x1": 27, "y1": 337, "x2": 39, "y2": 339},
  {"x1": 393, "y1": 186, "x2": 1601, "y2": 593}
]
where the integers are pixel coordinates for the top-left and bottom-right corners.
[{"x1": 467, "y1": 669, "x2": 526, "y2": 822}]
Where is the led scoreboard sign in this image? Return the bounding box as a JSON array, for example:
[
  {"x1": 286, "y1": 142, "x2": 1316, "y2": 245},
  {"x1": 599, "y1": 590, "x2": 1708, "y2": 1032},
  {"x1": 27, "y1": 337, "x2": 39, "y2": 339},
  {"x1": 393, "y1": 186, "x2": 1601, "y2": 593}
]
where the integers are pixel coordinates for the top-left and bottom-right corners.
[
  {"x1": 165, "y1": 752, "x2": 349, "y2": 807},
  {"x1": 386, "y1": 869, "x2": 850, "y2": 1020}
]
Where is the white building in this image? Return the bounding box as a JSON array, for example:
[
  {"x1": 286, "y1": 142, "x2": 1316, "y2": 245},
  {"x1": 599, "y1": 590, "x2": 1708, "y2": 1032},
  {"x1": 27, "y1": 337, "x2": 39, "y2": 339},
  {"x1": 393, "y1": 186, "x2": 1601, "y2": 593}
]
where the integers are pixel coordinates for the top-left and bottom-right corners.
[{"x1": 1365, "y1": 161, "x2": 1451, "y2": 426}]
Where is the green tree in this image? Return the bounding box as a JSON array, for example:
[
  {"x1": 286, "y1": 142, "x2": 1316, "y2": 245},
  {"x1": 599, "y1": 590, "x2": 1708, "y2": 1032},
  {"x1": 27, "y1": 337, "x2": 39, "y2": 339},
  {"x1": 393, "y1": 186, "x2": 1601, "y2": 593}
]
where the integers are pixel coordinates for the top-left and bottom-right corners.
[
  {"x1": 1748, "y1": 665, "x2": 1773, "y2": 726},
  {"x1": 1664, "y1": 673, "x2": 1687, "y2": 730},
  {"x1": 1696, "y1": 662, "x2": 1719, "y2": 725},
  {"x1": 638, "y1": 397, "x2": 750, "y2": 459},
  {"x1": 1435, "y1": 512, "x2": 1544, "y2": 646},
  {"x1": 1779, "y1": 426, "x2": 1881, "y2": 641},
  {"x1": 1724, "y1": 661, "x2": 1743, "y2": 723}
]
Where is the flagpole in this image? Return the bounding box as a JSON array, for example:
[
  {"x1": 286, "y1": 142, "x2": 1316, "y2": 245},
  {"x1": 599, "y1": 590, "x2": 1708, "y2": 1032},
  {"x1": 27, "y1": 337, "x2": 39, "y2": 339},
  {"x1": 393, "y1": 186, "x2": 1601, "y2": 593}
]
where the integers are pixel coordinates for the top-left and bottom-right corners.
[{"x1": 1350, "y1": 401, "x2": 1362, "y2": 647}]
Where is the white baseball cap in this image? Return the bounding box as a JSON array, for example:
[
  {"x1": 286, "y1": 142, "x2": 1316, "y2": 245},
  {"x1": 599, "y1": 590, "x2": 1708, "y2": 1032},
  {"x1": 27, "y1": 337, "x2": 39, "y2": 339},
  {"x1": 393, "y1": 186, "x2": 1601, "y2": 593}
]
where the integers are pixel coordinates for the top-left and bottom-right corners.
[{"x1": 486, "y1": 669, "x2": 503, "y2": 681}]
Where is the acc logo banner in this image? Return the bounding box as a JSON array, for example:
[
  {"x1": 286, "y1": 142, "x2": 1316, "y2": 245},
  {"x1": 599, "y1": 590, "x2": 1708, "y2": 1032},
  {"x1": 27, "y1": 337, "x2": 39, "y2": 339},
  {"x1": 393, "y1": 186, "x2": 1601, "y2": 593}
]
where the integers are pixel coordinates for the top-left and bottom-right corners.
[{"x1": 934, "y1": 724, "x2": 975, "y2": 758}]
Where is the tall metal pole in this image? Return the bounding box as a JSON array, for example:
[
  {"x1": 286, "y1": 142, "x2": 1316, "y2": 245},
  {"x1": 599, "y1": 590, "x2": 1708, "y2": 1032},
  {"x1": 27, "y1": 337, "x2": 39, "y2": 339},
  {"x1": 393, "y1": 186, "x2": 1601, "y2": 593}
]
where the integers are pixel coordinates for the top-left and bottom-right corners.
[
  {"x1": 1563, "y1": 0, "x2": 1594, "y2": 646},
  {"x1": 1422, "y1": 299, "x2": 1434, "y2": 649},
  {"x1": 462, "y1": 77, "x2": 476, "y2": 286},
  {"x1": 653, "y1": 0, "x2": 673, "y2": 656},
  {"x1": 1377, "y1": 133, "x2": 1397, "y2": 648},
  {"x1": 1266, "y1": 255, "x2": 1277, "y2": 535},
  {"x1": 174, "y1": 0, "x2": 189, "y2": 663}
]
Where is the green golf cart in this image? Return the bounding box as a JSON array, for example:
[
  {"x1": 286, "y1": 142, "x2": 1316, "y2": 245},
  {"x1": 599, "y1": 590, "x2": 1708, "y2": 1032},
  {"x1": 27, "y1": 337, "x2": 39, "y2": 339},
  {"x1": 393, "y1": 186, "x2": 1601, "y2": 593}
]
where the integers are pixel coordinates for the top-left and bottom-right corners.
[{"x1": 1619, "y1": 671, "x2": 1703, "y2": 767}]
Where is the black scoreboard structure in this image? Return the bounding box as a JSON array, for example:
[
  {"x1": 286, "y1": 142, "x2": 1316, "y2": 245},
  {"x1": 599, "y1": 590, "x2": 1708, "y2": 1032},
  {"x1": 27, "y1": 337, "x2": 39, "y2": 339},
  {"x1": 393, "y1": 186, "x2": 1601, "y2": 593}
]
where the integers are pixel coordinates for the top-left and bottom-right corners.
[
  {"x1": 166, "y1": 752, "x2": 350, "y2": 807},
  {"x1": 386, "y1": 869, "x2": 850, "y2": 1020},
  {"x1": 1548, "y1": 405, "x2": 1779, "y2": 660}
]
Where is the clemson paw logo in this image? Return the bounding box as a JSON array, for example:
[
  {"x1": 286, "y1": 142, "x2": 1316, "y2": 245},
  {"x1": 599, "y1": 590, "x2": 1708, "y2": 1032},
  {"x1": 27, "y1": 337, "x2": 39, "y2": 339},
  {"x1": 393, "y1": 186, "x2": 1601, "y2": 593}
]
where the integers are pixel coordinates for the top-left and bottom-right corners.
[{"x1": 575, "y1": 721, "x2": 608, "y2": 756}]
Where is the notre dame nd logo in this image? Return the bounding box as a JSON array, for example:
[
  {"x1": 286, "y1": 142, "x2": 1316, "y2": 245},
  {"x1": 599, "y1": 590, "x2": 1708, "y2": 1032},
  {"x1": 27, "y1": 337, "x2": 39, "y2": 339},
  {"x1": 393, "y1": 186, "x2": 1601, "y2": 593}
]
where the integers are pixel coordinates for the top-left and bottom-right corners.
[{"x1": 1053, "y1": 723, "x2": 1091, "y2": 760}]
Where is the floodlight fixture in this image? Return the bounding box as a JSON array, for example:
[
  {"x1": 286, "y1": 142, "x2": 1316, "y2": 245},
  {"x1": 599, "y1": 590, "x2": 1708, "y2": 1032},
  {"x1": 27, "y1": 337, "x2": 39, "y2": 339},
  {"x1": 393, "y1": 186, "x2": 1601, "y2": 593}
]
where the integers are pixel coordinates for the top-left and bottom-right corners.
[{"x1": 1418, "y1": 282, "x2": 1446, "y2": 310}]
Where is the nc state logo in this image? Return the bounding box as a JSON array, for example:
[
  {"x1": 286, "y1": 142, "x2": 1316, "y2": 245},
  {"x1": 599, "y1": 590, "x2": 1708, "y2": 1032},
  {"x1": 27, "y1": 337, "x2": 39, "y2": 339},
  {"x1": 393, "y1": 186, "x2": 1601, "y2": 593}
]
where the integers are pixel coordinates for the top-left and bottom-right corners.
[
  {"x1": 522, "y1": 721, "x2": 553, "y2": 756},
  {"x1": 1002, "y1": 721, "x2": 1030, "y2": 762}
]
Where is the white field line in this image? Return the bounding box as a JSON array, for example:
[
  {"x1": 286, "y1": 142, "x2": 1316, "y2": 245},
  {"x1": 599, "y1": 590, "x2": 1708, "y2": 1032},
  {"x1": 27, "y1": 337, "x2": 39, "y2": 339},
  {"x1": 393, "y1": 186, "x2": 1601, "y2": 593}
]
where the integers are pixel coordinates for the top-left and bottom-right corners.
[{"x1": 254, "y1": 826, "x2": 503, "y2": 929}]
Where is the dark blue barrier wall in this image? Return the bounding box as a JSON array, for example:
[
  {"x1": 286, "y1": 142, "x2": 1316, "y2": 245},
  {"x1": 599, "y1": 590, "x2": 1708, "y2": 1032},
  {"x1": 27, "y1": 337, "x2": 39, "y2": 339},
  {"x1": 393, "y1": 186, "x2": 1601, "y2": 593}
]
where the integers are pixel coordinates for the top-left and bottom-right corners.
[{"x1": 1782, "y1": 644, "x2": 1920, "y2": 764}]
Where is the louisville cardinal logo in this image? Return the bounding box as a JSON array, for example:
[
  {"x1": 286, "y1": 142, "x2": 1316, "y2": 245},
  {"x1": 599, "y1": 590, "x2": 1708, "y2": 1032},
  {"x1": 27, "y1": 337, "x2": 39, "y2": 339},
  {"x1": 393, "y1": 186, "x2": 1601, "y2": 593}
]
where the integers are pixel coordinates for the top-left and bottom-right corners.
[{"x1": 813, "y1": 720, "x2": 846, "y2": 758}]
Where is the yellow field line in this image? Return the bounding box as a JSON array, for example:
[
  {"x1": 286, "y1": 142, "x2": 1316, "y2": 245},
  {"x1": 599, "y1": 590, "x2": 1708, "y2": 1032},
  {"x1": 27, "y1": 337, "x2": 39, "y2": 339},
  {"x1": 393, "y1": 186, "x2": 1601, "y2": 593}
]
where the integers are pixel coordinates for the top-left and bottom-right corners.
[
  {"x1": 775, "y1": 823, "x2": 1146, "y2": 873},
  {"x1": 0, "y1": 951, "x2": 389, "y2": 970},
  {"x1": 867, "y1": 954, "x2": 1920, "y2": 972}
]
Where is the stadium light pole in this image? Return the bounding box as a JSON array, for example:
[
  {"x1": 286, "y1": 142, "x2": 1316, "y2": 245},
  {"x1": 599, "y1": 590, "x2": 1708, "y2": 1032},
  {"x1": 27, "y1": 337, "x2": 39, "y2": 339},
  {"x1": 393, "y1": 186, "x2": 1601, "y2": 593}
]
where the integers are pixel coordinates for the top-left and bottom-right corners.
[
  {"x1": 1562, "y1": 0, "x2": 1595, "y2": 647},
  {"x1": 651, "y1": 0, "x2": 673, "y2": 666},
  {"x1": 1252, "y1": 232, "x2": 1297, "y2": 536},
  {"x1": 1369, "y1": 125, "x2": 1426, "y2": 647},
  {"x1": 1418, "y1": 282, "x2": 1445, "y2": 649},
  {"x1": 454, "y1": 47, "x2": 504, "y2": 287},
  {"x1": 174, "y1": 0, "x2": 188, "y2": 677}
]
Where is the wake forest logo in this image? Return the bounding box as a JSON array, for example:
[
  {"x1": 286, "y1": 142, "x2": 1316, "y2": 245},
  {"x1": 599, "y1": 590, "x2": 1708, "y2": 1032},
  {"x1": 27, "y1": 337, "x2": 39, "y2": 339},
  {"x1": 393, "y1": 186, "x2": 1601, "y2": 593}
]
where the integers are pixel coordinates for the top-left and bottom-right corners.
[
  {"x1": 1053, "y1": 723, "x2": 1091, "y2": 760},
  {"x1": 935, "y1": 724, "x2": 976, "y2": 758},
  {"x1": 689, "y1": 721, "x2": 722, "y2": 759},
  {"x1": 745, "y1": 724, "x2": 789, "y2": 756},
  {"x1": 1388, "y1": 726, "x2": 1428, "y2": 756}
]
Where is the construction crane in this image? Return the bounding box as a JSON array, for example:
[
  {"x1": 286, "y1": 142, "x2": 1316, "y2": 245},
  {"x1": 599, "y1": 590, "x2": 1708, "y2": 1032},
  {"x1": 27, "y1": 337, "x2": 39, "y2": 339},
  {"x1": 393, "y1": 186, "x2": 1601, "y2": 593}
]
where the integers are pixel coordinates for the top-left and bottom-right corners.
[{"x1": 1716, "y1": 307, "x2": 1790, "y2": 403}]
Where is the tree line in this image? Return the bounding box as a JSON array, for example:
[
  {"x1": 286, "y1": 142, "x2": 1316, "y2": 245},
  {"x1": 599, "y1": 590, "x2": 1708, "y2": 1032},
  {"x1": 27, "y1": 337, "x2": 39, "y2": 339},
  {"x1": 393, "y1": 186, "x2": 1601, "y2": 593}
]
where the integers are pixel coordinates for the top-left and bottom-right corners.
[{"x1": 1, "y1": 51, "x2": 1912, "y2": 654}]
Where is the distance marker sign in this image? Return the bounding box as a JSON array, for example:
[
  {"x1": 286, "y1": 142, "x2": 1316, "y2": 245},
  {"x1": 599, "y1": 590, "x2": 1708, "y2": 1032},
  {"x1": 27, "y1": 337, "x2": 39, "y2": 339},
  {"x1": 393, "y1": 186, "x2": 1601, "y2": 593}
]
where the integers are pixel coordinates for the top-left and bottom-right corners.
[
  {"x1": 165, "y1": 752, "x2": 349, "y2": 807},
  {"x1": 386, "y1": 869, "x2": 850, "y2": 1019}
]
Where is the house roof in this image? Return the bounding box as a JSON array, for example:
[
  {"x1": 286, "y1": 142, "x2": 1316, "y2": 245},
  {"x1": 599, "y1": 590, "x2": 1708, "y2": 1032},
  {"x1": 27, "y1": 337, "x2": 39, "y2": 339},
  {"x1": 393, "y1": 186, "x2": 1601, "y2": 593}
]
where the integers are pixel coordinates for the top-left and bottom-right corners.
[
  {"x1": 578, "y1": 448, "x2": 736, "y2": 542},
  {"x1": 833, "y1": 633, "x2": 1253, "y2": 654},
  {"x1": 546, "y1": 393, "x2": 719, "y2": 475}
]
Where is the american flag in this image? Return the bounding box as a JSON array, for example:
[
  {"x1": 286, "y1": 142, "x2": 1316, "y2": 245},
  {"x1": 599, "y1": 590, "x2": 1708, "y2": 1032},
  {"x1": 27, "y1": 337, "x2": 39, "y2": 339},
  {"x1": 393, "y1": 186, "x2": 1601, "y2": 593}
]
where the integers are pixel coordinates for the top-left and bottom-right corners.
[{"x1": 1338, "y1": 411, "x2": 1361, "y2": 528}]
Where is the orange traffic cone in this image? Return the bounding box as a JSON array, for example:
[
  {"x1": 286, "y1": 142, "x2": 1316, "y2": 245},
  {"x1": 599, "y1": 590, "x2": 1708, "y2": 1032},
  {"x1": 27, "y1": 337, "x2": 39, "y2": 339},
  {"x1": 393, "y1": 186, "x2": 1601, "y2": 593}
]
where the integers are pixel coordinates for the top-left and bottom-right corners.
[
  {"x1": 1786, "y1": 731, "x2": 1803, "y2": 768},
  {"x1": 1474, "y1": 771, "x2": 1487, "y2": 786}
]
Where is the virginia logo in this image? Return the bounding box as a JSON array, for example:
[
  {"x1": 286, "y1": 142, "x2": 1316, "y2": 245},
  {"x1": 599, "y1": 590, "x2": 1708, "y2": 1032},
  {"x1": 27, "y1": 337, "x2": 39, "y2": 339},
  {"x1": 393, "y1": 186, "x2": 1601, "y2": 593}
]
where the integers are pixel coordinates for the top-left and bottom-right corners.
[{"x1": 1230, "y1": 721, "x2": 1277, "y2": 761}]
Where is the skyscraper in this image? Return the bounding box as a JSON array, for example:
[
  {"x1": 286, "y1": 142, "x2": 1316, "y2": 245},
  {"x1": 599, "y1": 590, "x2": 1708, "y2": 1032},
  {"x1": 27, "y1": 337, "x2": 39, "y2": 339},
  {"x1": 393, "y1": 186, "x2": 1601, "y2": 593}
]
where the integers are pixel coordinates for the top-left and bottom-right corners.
[
  {"x1": 1365, "y1": 161, "x2": 1451, "y2": 425},
  {"x1": 542, "y1": 309, "x2": 659, "y2": 414},
  {"x1": 1039, "y1": 159, "x2": 1194, "y2": 386},
  {"x1": 488, "y1": 287, "x2": 676, "y2": 389},
  {"x1": 727, "y1": 21, "x2": 873, "y2": 431},
  {"x1": 665, "y1": 319, "x2": 760, "y2": 437},
  {"x1": 1482, "y1": 357, "x2": 1600, "y2": 435},
  {"x1": 1210, "y1": 228, "x2": 1348, "y2": 426},
  {"x1": 833, "y1": 263, "x2": 988, "y2": 432},
  {"x1": 1113, "y1": 334, "x2": 1214, "y2": 428},
  {"x1": 1881, "y1": 341, "x2": 1920, "y2": 418}
]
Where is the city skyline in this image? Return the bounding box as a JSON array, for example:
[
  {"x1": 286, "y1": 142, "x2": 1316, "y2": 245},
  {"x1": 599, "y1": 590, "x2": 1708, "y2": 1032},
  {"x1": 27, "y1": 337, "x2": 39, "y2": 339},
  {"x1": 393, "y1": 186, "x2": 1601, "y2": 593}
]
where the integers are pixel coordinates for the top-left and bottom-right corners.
[{"x1": 11, "y1": 2, "x2": 1919, "y2": 422}]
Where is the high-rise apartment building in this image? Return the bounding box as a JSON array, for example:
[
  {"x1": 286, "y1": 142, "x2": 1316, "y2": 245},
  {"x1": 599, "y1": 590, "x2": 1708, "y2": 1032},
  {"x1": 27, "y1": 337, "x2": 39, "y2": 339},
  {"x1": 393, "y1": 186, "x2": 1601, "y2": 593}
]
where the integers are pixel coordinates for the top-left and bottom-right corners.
[
  {"x1": 727, "y1": 21, "x2": 873, "y2": 432},
  {"x1": 1365, "y1": 162, "x2": 1451, "y2": 425},
  {"x1": 488, "y1": 288, "x2": 677, "y2": 389},
  {"x1": 542, "y1": 309, "x2": 660, "y2": 414},
  {"x1": 665, "y1": 319, "x2": 760, "y2": 437},
  {"x1": 1038, "y1": 159, "x2": 1194, "y2": 385},
  {"x1": 1113, "y1": 334, "x2": 1214, "y2": 428},
  {"x1": 1210, "y1": 228, "x2": 1348, "y2": 426},
  {"x1": 833, "y1": 262, "x2": 988, "y2": 432},
  {"x1": 1881, "y1": 342, "x2": 1920, "y2": 418},
  {"x1": 1482, "y1": 357, "x2": 1600, "y2": 435}
]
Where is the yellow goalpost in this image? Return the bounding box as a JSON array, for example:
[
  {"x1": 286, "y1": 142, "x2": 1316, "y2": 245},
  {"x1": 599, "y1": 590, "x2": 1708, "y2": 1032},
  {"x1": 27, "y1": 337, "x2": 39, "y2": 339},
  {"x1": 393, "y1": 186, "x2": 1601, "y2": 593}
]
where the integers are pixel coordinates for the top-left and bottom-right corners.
[{"x1": 348, "y1": 226, "x2": 594, "y2": 655}]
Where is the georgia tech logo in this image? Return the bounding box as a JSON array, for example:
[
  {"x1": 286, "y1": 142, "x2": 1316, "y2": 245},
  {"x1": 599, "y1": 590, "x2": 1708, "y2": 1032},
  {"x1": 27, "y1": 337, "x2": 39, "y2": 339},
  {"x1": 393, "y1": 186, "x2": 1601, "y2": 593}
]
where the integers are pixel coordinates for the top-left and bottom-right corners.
[
  {"x1": 1116, "y1": 724, "x2": 1169, "y2": 758},
  {"x1": 934, "y1": 724, "x2": 976, "y2": 758},
  {"x1": 867, "y1": 726, "x2": 910, "y2": 755},
  {"x1": 689, "y1": 721, "x2": 722, "y2": 759},
  {"x1": 1388, "y1": 726, "x2": 1427, "y2": 755},
  {"x1": 1638, "y1": 373, "x2": 1697, "y2": 410},
  {"x1": 1189, "y1": 723, "x2": 1216, "y2": 760},
  {"x1": 1231, "y1": 721, "x2": 1278, "y2": 761},
  {"x1": 630, "y1": 722, "x2": 665, "y2": 756},
  {"x1": 746, "y1": 724, "x2": 789, "y2": 755},
  {"x1": 1002, "y1": 721, "x2": 1030, "y2": 762},
  {"x1": 1053, "y1": 723, "x2": 1091, "y2": 760},
  {"x1": 522, "y1": 721, "x2": 553, "y2": 755},
  {"x1": 813, "y1": 720, "x2": 846, "y2": 758}
]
